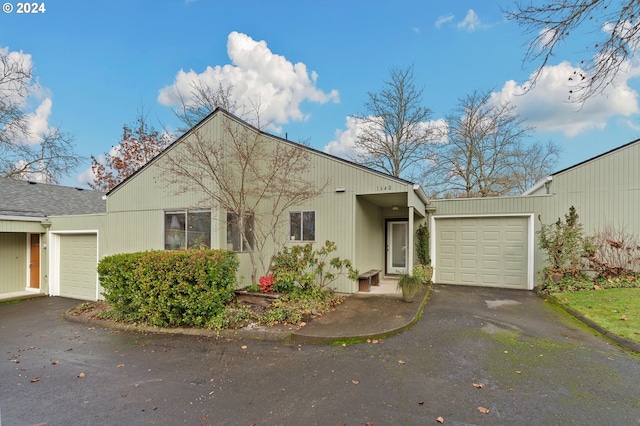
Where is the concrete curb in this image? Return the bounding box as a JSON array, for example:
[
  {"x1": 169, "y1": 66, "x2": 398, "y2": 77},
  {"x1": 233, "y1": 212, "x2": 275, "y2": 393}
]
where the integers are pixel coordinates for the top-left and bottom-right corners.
[
  {"x1": 546, "y1": 294, "x2": 640, "y2": 354},
  {"x1": 290, "y1": 285, "x2": 432, "y2": 345},
  {"x1": 63, "y1": 286, "x2": 431, "y2": 345},
  {"x1": 63, "y1": 310, "x2": 296, "y2": 343}
]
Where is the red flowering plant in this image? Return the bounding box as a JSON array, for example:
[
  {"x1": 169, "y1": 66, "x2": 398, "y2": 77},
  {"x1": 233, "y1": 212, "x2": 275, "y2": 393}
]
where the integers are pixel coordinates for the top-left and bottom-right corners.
[{"x1": 258, "y1": 274, "x2": 275, "y2": 293}]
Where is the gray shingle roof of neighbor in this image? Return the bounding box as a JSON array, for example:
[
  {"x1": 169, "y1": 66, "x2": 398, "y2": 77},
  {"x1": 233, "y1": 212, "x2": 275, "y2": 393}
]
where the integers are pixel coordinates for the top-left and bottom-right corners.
[{"x1": 0, "y1": 178, "x2": 106, "y2": 218}]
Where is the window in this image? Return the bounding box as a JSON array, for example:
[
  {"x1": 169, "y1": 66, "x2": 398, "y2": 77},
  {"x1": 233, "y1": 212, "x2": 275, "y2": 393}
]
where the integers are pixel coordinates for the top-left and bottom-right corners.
[
  {"x1": 289, "y1": 211, "x2": 315, "y2": 242},
  {"x1": 164, "y1": 210, "x2": 211, "y2": 250},
  {"x1": 227, "y1": 212, "x2": 254, "y2": 252}
]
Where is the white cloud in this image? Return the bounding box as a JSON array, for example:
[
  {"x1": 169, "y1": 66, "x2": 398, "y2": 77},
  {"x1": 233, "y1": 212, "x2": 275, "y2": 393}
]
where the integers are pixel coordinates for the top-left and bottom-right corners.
[
  {"x1": 492, "y1": 61, "x2": 640, "y2": 137},
  {"x1": 158, "y1": 31, "x2": 339, "y2": 131},
  {"x1": 0, "y1": 45, "x2": 58, "y2": 145},
  {"x1": 323, "y1": 116, "x2": 363, "y2": 158},
  {"x1": 457, "y1": 10, "x2": 485, "y2": 32},
  {"x1": 435, "y1": 14, "x2": 454, "y2": 29},
  {"x1": 24, "y1": 97, "x2": 52, "y2": 143},
  {"x1": 0, "y1": 46, "x2": 34, "y2": 107},
  {"x1": 323, "y1": 116, "x2": 448, "y2": 159}
]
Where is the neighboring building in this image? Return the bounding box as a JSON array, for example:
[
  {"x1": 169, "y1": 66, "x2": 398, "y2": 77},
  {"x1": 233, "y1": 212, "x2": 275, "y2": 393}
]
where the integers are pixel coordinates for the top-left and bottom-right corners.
[
  {"x1": 2, "y1": 109, "x2": 638, "y2": 301},
  {"x1": 3, "y1": 109, "x2": 430, "y2": 300},
  {"x1": 430, "y1": 138, "x2": 640, "y2": 290},
  {"x1": 0, "y1": 178, "x2": 105, "y2": 298}
]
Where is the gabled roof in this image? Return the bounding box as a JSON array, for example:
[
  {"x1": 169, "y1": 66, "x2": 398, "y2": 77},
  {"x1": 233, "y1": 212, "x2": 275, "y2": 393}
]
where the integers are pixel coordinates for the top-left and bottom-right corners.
[
  {"x1": 0, "y1": 178, "x2": 106, "y2": 218},
  {"x1": 552, "y1": 137, "x2": 640, "y2": 176},
  {"x1": 523, "y1": 138, "x2": 640, "y2": 195},
  {"x1": 107, "y1": 107, "x2": 428, "y2": 203}
]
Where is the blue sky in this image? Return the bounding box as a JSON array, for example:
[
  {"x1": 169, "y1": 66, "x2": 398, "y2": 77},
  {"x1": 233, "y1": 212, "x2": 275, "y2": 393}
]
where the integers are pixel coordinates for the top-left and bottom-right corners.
[{"x1": 2, "y1": 0, "x2": 639, "y2": 188}]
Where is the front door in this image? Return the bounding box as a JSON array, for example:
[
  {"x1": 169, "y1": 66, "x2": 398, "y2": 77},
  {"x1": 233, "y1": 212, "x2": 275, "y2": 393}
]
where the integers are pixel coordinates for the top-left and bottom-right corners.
[
  {"x1": 29, "y1": 234, "x2": 40, "y2": 288},
  {"x1": 387, "y1": 221, "x2": 408, "y2": 274}
]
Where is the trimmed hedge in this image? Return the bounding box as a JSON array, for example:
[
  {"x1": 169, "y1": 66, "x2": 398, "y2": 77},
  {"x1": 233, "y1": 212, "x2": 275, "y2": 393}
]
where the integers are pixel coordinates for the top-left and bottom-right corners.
[{"x1": 98, "y1": 250, "x2": 238, "y2": 327}]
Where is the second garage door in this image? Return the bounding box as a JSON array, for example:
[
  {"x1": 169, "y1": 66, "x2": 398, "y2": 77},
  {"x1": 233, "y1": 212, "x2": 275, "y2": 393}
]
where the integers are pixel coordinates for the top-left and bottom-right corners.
[
  {"x1": 434, "y1": 216, "x2": 531, "y2": 289},
  {"x1": 59, "y1": 233, "x2": 98, "y2": 300}
]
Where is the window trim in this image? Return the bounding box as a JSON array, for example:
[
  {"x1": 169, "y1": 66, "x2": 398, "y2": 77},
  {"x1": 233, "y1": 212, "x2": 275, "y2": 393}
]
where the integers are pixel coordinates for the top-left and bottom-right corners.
[
  {"x1": 164, "y1": 209, "x2": 211, "y2": 250},
  {"x1": 289, "y1": 210, "x2": 316, "y2": 242}
]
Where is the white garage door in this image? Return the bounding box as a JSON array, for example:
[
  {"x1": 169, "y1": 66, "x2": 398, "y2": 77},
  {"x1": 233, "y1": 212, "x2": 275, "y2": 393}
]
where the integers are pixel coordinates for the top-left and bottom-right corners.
[
  {"x1": 435, "y1": 216, "x2": 530, "y2": 289},
  {"x1": 59, "y1": 234, "x2": 98, "y2": 300}
]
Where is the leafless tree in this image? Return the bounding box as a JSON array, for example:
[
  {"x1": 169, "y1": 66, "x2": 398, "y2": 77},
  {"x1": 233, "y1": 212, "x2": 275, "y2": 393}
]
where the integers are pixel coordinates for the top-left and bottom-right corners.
[
  {"x1": 509, "y1": 140, "x2": 562, "y2": 194},
  {"x1": 505, "y1": 0, "x2": 640, "y2": 103},
  {"x1": 352, "y1": 65, "x2": 437, "y2": 179},
  {"x1": 160, "y1": 109, "x2": 328, "y2": 285},
  {"x1": 423, "y1": 89, "x2": 560, "y2": 198},
  {"x1": 173, "y1": 81, "x2": 245, "y2": 133},
  {"x1": 0, "y1": 51, "x2": 81, "y2": 183}
]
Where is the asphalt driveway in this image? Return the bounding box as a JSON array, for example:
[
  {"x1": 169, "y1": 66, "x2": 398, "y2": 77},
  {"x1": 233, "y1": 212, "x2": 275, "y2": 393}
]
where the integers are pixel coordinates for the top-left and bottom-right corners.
[{"x1": 1, "y1": 285, "x2": 639, "y2": 425}]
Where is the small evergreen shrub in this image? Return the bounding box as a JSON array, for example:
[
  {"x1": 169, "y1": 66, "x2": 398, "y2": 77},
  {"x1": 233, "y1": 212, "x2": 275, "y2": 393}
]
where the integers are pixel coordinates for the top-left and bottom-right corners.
[
  {"x1": 98, "y1": 250, "x2": 238, "y2": 327},
  {"x1": 270, "y1": 241, "x2": 358, "y2": 293},
  {"x1": 538, "y1": 206, "x2": 595, "y2": 277}
]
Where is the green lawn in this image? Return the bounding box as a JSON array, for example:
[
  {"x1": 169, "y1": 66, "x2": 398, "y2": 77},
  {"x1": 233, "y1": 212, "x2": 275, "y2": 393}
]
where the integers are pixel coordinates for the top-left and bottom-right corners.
[{"x1": 554, "y1": 288, "x2": 640, "y2": 345}]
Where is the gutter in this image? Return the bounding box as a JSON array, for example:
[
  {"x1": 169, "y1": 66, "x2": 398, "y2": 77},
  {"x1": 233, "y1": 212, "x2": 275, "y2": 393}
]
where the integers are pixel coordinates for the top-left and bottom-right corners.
[
  {"x1": 412, "y1": 184, "x2": 430, "y2": 206},
  {"x1": 522, "y1": 175, "x2": 553, "y2": 196}
]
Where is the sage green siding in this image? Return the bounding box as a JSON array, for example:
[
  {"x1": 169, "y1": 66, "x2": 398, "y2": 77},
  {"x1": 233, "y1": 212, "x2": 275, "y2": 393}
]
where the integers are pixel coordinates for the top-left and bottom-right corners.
[
  {"x1": 431, "y1": 140, "x2": 640, "y2": 286},
  {"x1": 0, "y1": 220, "x2": 44, "y2": 233},
  {"x1": 355, "y1": 196, "x2": 384, "y2": 289},
  {"x1": 0, "y1": 233, "x2": 27, "y2": 293},
  {"x1": 94, "y1": 110, "x2": 426, "y2": 293}
]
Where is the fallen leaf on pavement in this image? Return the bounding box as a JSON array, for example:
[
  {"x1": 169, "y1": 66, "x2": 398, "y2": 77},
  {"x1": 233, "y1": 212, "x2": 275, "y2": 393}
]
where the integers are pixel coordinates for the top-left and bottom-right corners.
[
  {"x1": 436, "y1": 416, "x2": 444, "y2": 423},
  {"x1": 50, "y1": 360, "x2": 58, "y2": 365},
  {"x1": 352, "y1": 380, "x2": 360, "y2": 385},
  {"x1": 241, "y1": 345, "x2": 247, "y2": 349},
  {"x1": 473, "y1": 383, "x2": 484, "y2": 388},
  {"x1": 30, "y1": 377, "x2": 40, "y2": 383},
  {"x1": 398, "y1": 360, "x2": 406, "y2": 364},
  {"x1": 77, "y1": 372, "x2": 85, "y2": 378},
  {"x1": 117, "y1": 363, "x2": 125, "y2": 368},
  {"x1": 477, "y1": 406, "x2": 490, "y2": 414}
]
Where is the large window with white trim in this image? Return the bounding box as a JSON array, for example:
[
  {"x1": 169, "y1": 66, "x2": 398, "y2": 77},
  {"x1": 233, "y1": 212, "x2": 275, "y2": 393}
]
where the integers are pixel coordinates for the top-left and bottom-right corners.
[
  {"x1": 164, "y1": 210, "x2": 211, "y2": 250},
  {"x1": 289, "y1": 211, "x2": 315, "y2": 242}
]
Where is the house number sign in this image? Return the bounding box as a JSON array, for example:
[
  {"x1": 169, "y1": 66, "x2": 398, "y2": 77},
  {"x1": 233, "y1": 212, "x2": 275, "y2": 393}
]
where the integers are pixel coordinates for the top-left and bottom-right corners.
[{"x1": 376, "y1": 185, "x2": 392, "y2": 191}]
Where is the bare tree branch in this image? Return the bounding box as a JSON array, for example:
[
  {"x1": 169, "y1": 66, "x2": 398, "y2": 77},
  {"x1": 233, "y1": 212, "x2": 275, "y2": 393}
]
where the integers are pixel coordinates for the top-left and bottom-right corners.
[
  {"x1": 352, "y1": 65, "x2": 436, "y2": 179},
  {"x1": 0, "y1": 50, "x2": 81, "y2": 183},
  {"x1": 160, "y1": 110, "x2": 328, "y2": 285},
  {"x1": 505, "y1": 0, "x2": 640, "y2": 103},
  {"x1": 423, "y1": 89, "x2": 560, "y2": 198}
]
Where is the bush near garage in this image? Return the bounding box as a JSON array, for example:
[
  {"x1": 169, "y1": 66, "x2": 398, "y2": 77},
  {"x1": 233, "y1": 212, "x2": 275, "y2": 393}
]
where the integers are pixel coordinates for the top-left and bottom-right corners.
[
  {"x1": 97, "y1": 250, "x2": 238, "y2": 327},
  {"x1": 537, "y1": 209, "x2": 640, "y2": 294}
]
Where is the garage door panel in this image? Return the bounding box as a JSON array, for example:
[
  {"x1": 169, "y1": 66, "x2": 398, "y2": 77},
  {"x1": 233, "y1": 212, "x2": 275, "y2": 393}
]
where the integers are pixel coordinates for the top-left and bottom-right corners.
[
  {"x1": 461, "y1": 231, "x2": 477, "y2": 240},
  {"x1": 461, "y1": 245, "x2": 477, "y2": 255},
  {"x1": 460, "y1": 273, "x2": 478, "y2": 283},
  {"x1": 460, "y1": 259, "x2": 477, "y2": 269},
  {"x1": 441, "y1": 244, "x2": 456, "y2": 255},
  {"x1": 59, "y1": 234, "x2": 97, "y2": 301},
  {"x1": 483, "y1": 245, "x2": 500, "y2": 256},
  {"x1": 482, "y1": 260, "x2": 499, "y2": 270},
  {"x1": 435, "y1": 217, "x2": 529, "y2": 289}
]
